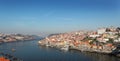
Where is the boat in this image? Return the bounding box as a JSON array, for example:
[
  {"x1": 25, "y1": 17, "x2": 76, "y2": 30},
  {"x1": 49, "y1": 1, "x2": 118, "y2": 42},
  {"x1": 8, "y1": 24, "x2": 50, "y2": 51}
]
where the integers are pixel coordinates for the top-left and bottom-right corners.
[
  {"x1": 38, "y1": 41, "x2": 42, "y2": 44},
  {"x1": 11, "y1": 48, "x2": 16, "y2": 52},
  {"x1": 61, "y1": 45, "x2": 69, "y2": 51}
]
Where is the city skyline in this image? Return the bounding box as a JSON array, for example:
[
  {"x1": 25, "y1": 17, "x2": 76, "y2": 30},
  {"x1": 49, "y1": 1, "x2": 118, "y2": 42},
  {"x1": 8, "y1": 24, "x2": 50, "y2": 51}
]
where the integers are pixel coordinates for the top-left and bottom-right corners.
[{"x1": 0, "y1": 0, "x2": 120, "y2": 35}]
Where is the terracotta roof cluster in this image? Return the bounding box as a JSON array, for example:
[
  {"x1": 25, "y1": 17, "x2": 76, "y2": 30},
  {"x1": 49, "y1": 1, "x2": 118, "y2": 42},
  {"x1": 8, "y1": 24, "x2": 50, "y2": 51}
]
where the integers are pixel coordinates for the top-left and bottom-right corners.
[{"x1": 0, "y1": 56, "x2": 10, "y2": 61}]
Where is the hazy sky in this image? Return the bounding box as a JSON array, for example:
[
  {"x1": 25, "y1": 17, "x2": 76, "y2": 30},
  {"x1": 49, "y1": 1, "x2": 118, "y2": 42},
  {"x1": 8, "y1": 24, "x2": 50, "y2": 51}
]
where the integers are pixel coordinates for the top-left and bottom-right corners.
[{"x1": 0, "y1": 0, "x2": 120, "y2": 35}]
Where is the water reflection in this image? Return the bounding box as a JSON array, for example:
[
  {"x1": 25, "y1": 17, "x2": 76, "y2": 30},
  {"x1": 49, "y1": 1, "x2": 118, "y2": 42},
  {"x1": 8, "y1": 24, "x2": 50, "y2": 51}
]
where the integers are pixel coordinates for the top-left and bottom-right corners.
[
  {"x1": 68, "y1": 50, "x2": 120, "y2": 61},
  {"x1": 0, "y1": 40, "x2": 120, "y2": 61},
  {"x1": 83, "y1": 52, "x2": 120, "y2": 61}
]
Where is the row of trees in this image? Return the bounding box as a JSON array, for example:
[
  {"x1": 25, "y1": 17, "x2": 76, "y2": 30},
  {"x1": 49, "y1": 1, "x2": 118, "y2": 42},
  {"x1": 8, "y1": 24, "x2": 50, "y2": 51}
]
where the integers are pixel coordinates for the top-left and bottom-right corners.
[{"x1": 106, "y1": 27, "x2": 120, "y2": 32}]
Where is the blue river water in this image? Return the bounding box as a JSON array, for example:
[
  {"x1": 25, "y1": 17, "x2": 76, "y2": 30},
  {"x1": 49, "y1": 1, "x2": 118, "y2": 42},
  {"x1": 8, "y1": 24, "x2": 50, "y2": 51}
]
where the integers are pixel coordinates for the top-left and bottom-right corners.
[{"x1": 0, "y1": 40, "x2": 120, "y2": 61}]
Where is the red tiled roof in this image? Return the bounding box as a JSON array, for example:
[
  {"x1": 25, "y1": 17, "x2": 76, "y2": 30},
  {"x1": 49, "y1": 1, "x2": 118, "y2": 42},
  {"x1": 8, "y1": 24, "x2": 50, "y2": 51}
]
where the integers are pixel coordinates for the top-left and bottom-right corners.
[{"x1": 0, "y1": 56, "x2": 10, "y2": 61}]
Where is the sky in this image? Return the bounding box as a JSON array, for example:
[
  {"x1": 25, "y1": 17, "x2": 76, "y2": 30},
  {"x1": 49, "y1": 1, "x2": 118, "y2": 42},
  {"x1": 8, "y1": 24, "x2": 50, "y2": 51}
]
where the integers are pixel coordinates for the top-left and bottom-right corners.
[{"x1": 0, "y1": 0, "x2": 120, "y2": 35}]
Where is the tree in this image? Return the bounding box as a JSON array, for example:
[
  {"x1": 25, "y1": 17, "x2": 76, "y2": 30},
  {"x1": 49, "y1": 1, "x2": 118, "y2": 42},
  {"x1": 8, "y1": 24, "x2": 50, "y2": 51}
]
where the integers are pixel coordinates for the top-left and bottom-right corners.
[
  {"x1": 107, "y1": 38, "x2": 114, "y2": 43},
  {"x1": 117, "y1": 27, "x2": 120, "y2": 30},
  {"x1": 106, "y1": 28, "x2": 110, "y2": 32},
  {"x1": 116, "y1": 27, "x2": 120, "y2": 31}
]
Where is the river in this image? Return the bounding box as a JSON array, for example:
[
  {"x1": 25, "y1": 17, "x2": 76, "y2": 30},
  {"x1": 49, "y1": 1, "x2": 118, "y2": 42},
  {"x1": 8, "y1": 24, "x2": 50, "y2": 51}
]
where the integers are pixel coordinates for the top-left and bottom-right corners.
[{"x1": 0, "y1": 40, "x2": 120, "y2": 61}]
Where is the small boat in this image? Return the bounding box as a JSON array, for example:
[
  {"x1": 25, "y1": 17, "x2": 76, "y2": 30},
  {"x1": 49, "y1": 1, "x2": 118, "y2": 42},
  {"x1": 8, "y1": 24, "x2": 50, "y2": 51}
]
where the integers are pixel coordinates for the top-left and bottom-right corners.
[
  {"x1": 61, "y1": 45, "x2": 69, "y2": 51},
  {"x1": 38, "y1": 41, "x2": 42, "y2": 44},
  {"x1": 11, "y1": 48, "x2": 16, "y2": 52}
]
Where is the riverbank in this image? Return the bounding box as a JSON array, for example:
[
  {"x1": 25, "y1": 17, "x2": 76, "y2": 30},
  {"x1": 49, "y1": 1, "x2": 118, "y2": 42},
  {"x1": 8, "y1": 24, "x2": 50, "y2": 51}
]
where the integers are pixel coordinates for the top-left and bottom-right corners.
[
  {"x1": 38, "y1": 27, "x2": 120, "y2": 57},
  {"x1": 38, "y1": 40, "x2": 110, "y2": 53},
  {"x1": 0, "y1": 52, "x2": 23, "y2": 61},
  {"x1": 0, "y1": 33, "x2": 41, "y2": 44},
  {"x1": 38, "y1": 40, "x2": 120, "y2": 57},
  {"x1": 0, "y1": 39, "x2": 120, "y2": 61}
]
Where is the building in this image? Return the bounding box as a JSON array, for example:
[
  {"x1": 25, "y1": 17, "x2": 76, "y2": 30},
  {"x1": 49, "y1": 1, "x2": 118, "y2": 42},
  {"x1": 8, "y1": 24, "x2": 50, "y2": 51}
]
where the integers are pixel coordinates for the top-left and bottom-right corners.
[
  {"x1": 0, "y1": 57, "x2": 10, "y2": 61},
  {"x1": 89, "y1": 34, "x2": 100, "y2": 38},
  {"x1": 97, "y1": 28, "x2": 106, "y2": 34},
  {"x1": 114, "y1": 38, "x2": 120, "y2": 42}
]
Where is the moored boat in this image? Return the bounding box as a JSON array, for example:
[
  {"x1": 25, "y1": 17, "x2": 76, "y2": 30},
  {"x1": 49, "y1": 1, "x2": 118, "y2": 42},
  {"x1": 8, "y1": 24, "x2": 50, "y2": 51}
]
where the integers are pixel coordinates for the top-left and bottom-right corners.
[{"x1": 61, "y1": 45, "x2": 69, "y2": 51}]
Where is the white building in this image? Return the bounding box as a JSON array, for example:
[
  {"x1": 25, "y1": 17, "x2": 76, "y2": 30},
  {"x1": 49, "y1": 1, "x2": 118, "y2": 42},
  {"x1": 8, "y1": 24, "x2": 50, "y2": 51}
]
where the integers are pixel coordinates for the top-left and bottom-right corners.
[
  {"x1": 97, "y1": 28, "x2": 106, "y2": 34},
  {"x1": 15, "y1": 36, "x2": 24, "y2": 39},
  {"x1": 89, "y1": 34, "x2": 100, "y2": 38},
  {"x1": 114, "y1": 38, "x2": 120, "y2": 42}
]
